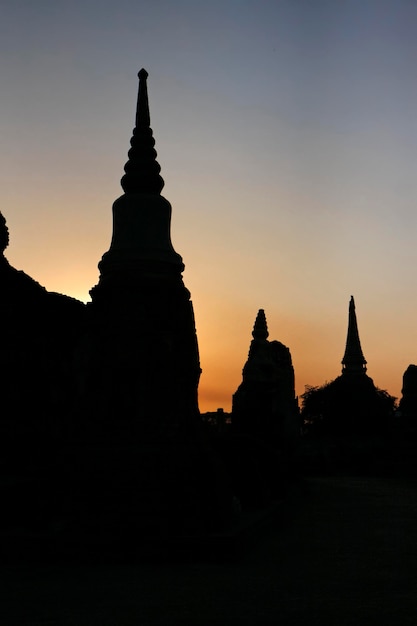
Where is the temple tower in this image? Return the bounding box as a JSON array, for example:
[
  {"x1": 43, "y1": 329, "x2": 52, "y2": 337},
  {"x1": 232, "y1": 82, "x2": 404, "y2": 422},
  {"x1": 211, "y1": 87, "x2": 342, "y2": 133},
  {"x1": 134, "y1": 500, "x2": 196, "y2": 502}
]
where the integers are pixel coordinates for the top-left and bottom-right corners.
[
  {"x1": 75, "y1": 70, "x2": 231, "y2": 536},
  {"x1": 341, "y1": 295, "x2": 367, "y2": 375},
  {"x1": 87, "y1": 70, "x2": 201, "y2": 437}
]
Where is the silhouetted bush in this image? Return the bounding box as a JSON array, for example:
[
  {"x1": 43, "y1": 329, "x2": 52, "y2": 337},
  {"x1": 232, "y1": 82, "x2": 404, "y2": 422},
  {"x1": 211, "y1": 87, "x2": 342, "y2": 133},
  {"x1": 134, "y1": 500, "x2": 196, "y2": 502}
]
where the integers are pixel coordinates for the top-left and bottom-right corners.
[{"x1": 301, "y1": 375, "x2": 396, "y2": 438}]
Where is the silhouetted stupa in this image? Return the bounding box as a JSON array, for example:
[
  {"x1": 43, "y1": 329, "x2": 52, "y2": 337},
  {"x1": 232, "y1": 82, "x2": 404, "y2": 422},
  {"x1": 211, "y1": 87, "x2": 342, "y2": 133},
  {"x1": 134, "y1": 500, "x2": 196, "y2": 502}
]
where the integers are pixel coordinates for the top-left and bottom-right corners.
[
  {"x1": 74, "y1": 70, "x2": 232, "y2": 537},
  {"x1": 302, "y1": 296, "x2": 395, "y2": 436},
  {"x1": 87, "y1": 69, "x2": 201, "y2": 434},
  {"x1": 232, "y1": 309, "x2": 299, "y2": 450}
]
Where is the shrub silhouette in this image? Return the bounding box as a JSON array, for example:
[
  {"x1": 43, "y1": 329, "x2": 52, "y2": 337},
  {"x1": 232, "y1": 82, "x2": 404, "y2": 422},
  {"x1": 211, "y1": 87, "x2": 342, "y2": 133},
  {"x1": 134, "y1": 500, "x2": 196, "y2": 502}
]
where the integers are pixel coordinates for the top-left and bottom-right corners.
[{"x1": 301, "y1": 375, "x2": 396, "y2": 437}]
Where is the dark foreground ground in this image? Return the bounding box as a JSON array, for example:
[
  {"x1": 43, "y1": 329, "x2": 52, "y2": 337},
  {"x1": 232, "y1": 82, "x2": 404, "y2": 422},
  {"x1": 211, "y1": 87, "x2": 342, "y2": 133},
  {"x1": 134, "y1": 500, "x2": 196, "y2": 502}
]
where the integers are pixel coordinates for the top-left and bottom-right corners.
[{"x1": 3, "y1": 476, "x2": 417, "y2": 625}]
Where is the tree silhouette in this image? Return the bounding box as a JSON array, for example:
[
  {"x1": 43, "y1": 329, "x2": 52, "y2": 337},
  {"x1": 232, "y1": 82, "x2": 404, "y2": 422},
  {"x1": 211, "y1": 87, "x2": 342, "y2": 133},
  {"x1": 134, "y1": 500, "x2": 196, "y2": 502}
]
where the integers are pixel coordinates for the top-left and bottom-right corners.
[{"x1": 301, "y1": 376, "x2": 396, "y2": 437}]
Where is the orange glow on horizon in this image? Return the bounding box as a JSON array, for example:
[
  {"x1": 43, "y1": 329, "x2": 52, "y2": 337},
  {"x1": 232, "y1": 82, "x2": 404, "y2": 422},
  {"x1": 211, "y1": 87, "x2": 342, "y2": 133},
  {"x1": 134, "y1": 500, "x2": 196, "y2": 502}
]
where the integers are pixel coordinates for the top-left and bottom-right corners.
[{"x1": 2, "y1": 236, "x2": 409, "y2": 416}]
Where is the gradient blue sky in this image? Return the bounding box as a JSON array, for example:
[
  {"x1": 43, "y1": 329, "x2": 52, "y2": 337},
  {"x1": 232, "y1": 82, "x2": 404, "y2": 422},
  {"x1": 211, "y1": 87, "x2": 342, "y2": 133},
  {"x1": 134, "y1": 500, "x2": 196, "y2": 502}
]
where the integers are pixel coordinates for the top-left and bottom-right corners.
[{"x1": 1, "y1": 0, "x2": 417, "y2": 410}]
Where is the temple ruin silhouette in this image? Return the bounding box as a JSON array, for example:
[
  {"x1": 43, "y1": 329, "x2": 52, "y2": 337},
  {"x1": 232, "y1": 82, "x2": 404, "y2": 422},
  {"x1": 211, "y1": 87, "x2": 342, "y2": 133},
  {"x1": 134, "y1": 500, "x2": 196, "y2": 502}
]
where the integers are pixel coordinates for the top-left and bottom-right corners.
[
  {"x1": 232, "y1": 309, "x2": 299, "y2": 453},
  {"x1": 0, "y1": 212, "x2": 85, "y2": 450}
]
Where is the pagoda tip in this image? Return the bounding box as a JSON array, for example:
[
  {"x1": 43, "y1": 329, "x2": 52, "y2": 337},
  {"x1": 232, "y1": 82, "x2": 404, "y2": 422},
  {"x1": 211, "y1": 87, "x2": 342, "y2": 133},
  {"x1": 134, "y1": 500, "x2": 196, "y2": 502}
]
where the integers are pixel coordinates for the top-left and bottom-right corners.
[
  {"x1": 120, "y1": 66, "x2": 164, "y2": 195},
  {"x1": 252, "y1": 308, "x2": 269, "y2": 340}
]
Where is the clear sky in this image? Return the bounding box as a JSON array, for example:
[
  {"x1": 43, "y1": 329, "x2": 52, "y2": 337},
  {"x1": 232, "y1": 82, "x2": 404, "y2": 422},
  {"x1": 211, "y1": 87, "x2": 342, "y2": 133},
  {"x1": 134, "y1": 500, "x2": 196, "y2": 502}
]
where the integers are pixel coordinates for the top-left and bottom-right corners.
[{"x1": 1, "y1": 0, "x2": 417, "y2": 411}]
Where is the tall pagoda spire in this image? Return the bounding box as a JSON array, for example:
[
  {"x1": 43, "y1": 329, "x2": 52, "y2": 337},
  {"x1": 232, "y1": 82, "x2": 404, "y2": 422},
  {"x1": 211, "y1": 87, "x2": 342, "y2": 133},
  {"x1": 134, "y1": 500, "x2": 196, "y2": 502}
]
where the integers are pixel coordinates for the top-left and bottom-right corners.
[
  {"x1": 120, "y1": 69, "x2": 164, "y2": 195},
  {"x1": 84, "y1": 68, "x2": 230, "y2": 538},
  {"x1": 341, "y1": 296, "x2": 367, "y2": 374}
]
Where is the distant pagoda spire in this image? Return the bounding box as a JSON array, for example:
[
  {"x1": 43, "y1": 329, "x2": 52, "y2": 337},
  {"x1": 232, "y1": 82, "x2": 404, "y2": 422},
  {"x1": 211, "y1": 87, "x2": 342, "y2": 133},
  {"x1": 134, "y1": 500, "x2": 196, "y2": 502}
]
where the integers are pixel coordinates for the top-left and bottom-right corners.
[
  {"x1": 120, "y1": 68, "x2": 165, "y2": 195},
  {"x1": 252, "y1": 309, "x2": 269, "y2": 340},
  {"x1": 341, "y1": 296, "x2": 367, "y2": 374}
]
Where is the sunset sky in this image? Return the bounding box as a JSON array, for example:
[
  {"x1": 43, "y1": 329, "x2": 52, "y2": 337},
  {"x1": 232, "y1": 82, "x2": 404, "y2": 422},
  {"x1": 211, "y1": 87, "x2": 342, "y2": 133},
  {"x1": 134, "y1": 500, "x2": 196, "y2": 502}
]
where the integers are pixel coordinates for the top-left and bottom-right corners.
[{"x1": 1, "y1": 0, "x2": 417, "y2": 411}]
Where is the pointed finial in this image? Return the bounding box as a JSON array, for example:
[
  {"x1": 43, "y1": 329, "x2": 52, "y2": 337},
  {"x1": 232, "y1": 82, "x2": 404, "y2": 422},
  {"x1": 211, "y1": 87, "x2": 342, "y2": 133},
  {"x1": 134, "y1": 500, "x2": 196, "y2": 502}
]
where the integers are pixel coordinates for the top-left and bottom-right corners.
[
  {"x1": 120, "y1": 69, "x2": 165, "y2": 195},
  {"x1": 252, "y1": 309, "x2": 269, "y2": 340},
  {"x1": 136, "y1": 69, "x2": 150, "y2": 127},
  {"x1": 342, "y1": 295, "x2": 367, "y2": 374}
]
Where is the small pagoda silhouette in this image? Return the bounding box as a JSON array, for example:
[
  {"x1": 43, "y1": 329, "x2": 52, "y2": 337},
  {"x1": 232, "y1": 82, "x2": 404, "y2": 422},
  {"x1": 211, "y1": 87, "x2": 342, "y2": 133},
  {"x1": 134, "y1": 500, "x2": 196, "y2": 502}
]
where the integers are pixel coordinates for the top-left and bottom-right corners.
[
  {"x1": 301, "y1": 296, "x2": 395, "y2": 436},
  {"x1": 232, "y1": 309, "x2": 299, "y2": 451}
]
